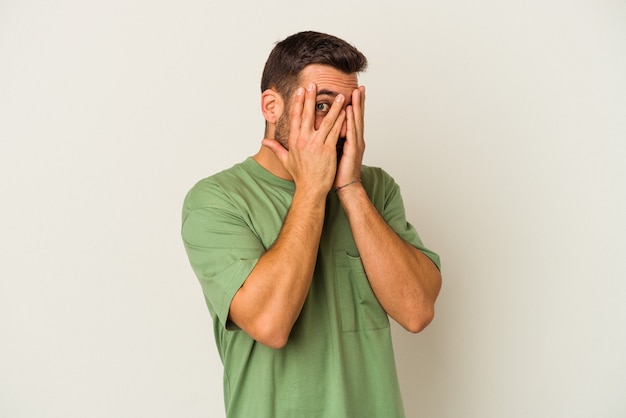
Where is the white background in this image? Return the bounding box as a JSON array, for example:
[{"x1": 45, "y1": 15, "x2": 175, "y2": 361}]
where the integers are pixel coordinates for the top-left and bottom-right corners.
[{"x1": 1, "y1": 1, "x2": 625, "y2": 417}]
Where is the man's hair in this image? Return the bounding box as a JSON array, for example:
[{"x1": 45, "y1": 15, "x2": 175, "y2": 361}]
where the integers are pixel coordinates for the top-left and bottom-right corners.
[{"x1": 261, "y1": 31, "x2": 368, "y2": 102}]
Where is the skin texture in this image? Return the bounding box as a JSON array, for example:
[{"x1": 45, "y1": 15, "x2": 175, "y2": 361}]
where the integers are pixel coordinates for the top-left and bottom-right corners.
[{"x1": 229, "y1": 64, "x2": 442, "y2": 348}]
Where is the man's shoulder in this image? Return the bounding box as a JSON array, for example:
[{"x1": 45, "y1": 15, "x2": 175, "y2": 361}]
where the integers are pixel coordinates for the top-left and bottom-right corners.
[
  {"x1": 183, "y1": 159, "x2": 251, "y2": 212},
  {"x1": 361, "y1": 164, "x2": 385, "y2": 178},
  {"x1": 199, "y1": 158, "x2": 252, "y2": 185},
  {"x1": 361, "y1": 164, "x2": 396, "y2": 187}
]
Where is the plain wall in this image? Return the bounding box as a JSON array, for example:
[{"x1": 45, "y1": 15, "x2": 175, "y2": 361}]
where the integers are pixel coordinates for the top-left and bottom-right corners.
[{"x1": 1, "y1": 1, "x2": 625, "y2": 417}]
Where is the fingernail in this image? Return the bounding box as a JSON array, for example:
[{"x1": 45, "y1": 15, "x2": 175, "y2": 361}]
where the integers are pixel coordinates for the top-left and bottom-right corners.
[
  {"x1": 307, "y1": 83, "x2": 315, "y2": 92},
  {"x1": 296, "y1": 87, "x2": 304, "y2": 96},
  {"x1": 336, "y1": 94, "x2": 344, "y2": 103}
]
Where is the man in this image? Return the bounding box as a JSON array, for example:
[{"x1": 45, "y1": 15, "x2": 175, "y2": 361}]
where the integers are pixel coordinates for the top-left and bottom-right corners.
[{"x1": 181, "y1": 31, "x2": 441, "y2": 418}]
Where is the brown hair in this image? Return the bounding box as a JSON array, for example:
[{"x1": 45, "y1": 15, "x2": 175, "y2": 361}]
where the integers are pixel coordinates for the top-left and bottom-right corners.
[{"x1": 261, "y1": 31, "x2": 368, "y2": 102}]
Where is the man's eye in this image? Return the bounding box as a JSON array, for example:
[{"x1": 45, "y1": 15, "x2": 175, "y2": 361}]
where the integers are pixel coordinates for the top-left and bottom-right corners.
[{"x1": 316, "y1": 103, "x2": 330, "y2": 113}]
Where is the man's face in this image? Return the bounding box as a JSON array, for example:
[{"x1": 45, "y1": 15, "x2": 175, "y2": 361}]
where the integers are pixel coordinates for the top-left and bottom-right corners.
[{"x1": 274, "y1": 64, "x2": 359, "y2": 153}]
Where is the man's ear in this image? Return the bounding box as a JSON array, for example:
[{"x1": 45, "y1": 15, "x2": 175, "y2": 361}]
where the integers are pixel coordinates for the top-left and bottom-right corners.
[{"x1": 261, "y1": 89, "x2": 284, "y2": 125}]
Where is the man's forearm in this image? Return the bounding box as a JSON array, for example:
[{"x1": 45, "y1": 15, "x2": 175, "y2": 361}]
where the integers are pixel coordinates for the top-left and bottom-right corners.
[
  {"x1": 229, "y1": 189, "x2": 326, "y2": 348},
  {"x1": 337, "y1": 183, "x2": 442, "y2": 332}
]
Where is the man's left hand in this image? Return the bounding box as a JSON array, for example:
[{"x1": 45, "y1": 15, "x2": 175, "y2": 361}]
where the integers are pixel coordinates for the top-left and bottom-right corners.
[{"x1": 334, "y1": 86, "x2": 366, "y2": 190}]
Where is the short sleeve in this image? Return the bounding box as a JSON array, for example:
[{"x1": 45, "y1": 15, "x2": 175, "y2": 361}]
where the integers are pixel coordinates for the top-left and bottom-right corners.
[
  {"x1": 378, "y1": 170, "x2": 441, "y2": 270},
  {"x1": 182, "y1": 192, "x2": 265, "y2": 329}
]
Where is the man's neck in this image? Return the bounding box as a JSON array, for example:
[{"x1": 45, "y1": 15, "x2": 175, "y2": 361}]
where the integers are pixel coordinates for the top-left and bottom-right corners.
[{"x1": 252, "y1": 144, "x2": 293, "y2": 181}]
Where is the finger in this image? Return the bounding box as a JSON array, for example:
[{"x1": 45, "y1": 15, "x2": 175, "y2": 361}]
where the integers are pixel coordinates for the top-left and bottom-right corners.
[
  {"x1": 300, "y1": 83, "x2": 317, "y2": 133},
  {"x1": 352, "y1": 87, "x2": 365, "y2": 141},
  {"x1": 288, "y1": 87, "x2": 305, "y2": 142},
  {"x1": 343, "y1": 106, "x2": 357, "y2": 154},
  {"x1": 317, "y1": 94, "x2": 345, "y2": 141},
  {"x1": 360, "y1": 86, "x2": 366, "y2": 125},
  {"x1": 346, "y1": 105, "x2": 355, "y2": 141},
  {"x1": 326, "y1": 109, "x2": 346, "y2": 147}
]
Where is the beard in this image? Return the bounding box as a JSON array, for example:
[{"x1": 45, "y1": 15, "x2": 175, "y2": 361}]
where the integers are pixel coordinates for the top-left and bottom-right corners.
[
  {"x1": 274, "y1": 114, "x2": 346, "y2": 163},
  {"x1": 274, "y1": 113, "x2": 290, "y2": 150}
]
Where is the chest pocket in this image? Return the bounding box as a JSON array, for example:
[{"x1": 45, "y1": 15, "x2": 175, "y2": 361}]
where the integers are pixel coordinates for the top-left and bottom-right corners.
[{"x1": 334, "y1": 251, "x2": 389, "y2": 333}]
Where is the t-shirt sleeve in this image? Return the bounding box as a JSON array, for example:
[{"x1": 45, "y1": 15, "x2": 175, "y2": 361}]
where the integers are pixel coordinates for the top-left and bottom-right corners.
[
  {"x1": 378, "y1": 170, "x2": 441, "y2": 270},
  {"x1": 181, "y1": 183, "x2": 265, "y2": 329}
]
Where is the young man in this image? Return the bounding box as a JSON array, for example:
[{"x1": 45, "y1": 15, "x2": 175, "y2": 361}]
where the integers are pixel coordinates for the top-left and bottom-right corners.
[{"x1": 182, "y1": 31, "x2": 441, "y2": 418}]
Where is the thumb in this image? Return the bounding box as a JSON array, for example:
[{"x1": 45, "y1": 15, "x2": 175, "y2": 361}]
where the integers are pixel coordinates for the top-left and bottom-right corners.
[{"x1": 262, "y1": 138, "x2": 288, "y2": 163}]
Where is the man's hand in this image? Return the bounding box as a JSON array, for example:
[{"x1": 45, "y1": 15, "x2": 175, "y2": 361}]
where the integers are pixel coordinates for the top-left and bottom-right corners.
[
  {"x1": 262, "y1": 83, "x2": 346, "y2": 197},
  {"x1": 232, "y1": 84, "x2": 347, "y2": 348},
  {"x1": 332, "y1": 86, "x2": 441, "y2": 333},
  {"x1": 335, "y1": 86, "x2": 366, "y2": 190}
]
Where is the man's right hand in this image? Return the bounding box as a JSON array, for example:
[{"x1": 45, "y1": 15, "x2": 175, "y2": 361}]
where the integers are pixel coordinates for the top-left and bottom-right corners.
[{"x1": 262, "y1": 83, "x2": 346, "y2": 198}]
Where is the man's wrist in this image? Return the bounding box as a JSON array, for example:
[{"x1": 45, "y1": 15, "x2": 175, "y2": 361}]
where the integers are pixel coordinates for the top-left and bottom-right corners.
[
  {"x1": 336, "y1": 180, "x2": 368, "y2": 206},
  {"x1": 335, "y1": 178, "x2": 361, "y2": 193}
]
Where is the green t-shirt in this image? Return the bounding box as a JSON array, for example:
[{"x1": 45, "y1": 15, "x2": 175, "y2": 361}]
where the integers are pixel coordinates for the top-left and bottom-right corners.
[{"x1": 182, "y1": 157, "x2": 440, "y2": 418}]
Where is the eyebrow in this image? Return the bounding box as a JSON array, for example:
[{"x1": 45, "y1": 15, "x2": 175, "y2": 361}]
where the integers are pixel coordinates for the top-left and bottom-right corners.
[
  {"x1": 316, "y1": 89, "x2": 351, "y2": 105},
  {"x1": 317, "y1": 89, "x2": 338, "y2": 98}
]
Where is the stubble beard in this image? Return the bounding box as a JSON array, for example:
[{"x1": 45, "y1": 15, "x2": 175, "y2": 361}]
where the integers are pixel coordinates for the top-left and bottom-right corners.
[
  {"x1": 274, "y1": 114, "x2": 346, "y2": 163},
  {"x1": 274, "y1": 113, "x2": 290, "y2": 150}
]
